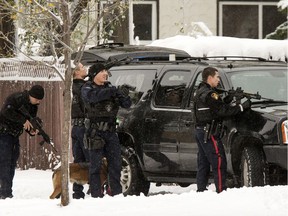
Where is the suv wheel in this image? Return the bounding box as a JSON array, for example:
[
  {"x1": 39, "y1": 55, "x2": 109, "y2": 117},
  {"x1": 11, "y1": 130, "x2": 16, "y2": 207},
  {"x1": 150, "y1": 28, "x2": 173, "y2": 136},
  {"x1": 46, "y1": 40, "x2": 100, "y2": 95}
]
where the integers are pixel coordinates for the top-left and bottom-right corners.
[
  {"x1": 121, "y1": 147, "x2": 150, "y2": 196},
  {"x1": 240, "y1": 146, "x2": 266, "y2": 187},
  {"x1": 178, "y1": 183, "x2": 191, "y2": 187}
]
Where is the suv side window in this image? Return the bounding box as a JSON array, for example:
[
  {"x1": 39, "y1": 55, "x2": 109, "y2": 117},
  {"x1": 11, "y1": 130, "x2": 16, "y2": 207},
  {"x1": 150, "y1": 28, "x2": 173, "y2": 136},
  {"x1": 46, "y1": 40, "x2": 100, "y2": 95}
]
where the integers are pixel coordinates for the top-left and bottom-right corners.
[{"x1": 154, "y1": 70, "x2": 190, "y2": 108}]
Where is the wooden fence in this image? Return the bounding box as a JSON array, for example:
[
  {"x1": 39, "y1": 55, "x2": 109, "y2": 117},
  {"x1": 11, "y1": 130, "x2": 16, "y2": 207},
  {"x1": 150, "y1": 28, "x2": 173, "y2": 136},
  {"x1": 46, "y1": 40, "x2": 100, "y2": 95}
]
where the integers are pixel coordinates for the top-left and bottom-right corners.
[{"x1": 0, "y1": 60, "x2": 66, "y2": 170}]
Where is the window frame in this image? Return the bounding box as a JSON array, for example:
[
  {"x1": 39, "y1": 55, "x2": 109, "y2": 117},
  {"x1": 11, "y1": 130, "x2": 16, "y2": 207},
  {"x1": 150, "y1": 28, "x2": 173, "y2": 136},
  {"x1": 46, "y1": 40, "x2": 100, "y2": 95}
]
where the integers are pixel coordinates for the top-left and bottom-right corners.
[
  {"x1": 129, "y1": 1, "x2": 157, "y2": 45},
  {"x1": 153, "y1": 70, "x2": 191, "y2": 109},
  {"x1": 218, "y1": 1, "x2": 280, "y2": 39}
]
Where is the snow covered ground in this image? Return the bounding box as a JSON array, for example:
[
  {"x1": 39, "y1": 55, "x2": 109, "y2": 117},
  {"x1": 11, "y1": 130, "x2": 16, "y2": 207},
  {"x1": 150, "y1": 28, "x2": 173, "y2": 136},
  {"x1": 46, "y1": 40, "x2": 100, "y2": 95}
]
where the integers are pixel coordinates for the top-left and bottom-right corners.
[{"x1": 0, "y1": 169, "x2": 287, "y2": 216}]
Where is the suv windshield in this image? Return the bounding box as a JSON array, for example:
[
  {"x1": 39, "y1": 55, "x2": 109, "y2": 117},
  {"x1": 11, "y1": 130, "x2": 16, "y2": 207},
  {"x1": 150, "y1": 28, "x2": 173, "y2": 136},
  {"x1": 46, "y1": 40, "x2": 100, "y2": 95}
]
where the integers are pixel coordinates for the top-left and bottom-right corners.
[
  {"x1": 109, "y1": 69, "x2": 156, "y2": 105},
  {"x1": 226, "y1": 69, "x2": 287, "y2": 102}
]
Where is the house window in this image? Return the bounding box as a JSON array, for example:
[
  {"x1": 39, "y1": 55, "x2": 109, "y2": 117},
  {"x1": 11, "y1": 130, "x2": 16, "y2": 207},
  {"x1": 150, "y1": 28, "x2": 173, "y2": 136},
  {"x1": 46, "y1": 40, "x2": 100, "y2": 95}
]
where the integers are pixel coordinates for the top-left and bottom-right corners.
[
  {"x1": 129, "y1": 1, "x2": 157, "y2": 45},
  {"x1": 218, "y1": 1, "x2": 286, "y2": 39}
]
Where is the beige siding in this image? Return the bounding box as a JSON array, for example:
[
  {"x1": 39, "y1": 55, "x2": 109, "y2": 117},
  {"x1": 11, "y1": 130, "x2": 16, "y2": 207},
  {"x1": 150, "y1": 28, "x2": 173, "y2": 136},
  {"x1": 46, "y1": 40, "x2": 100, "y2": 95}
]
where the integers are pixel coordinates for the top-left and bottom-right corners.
[{"x1": 158, "y1": 0, "x2": 217, "y2": 38}]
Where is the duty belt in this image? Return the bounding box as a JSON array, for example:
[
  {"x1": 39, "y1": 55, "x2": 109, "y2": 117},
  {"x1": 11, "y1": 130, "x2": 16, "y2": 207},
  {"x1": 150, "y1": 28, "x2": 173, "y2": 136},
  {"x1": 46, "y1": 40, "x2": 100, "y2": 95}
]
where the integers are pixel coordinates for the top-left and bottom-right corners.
[
  {"x1": 0, "y1": 124, "x2": 7, "y2": 134},
  {"x1": 0, "y1": 124, "x2": 22, "y2": 137},
  {"x1": 196, "y1": 120, "x2": 224, "y2": 143},
  {"x1": 72, "y1": 118, "x2": 85, "y2": 126},
  {"x1": 90, "y1": 121, "x2": 115, "y2": 132}
]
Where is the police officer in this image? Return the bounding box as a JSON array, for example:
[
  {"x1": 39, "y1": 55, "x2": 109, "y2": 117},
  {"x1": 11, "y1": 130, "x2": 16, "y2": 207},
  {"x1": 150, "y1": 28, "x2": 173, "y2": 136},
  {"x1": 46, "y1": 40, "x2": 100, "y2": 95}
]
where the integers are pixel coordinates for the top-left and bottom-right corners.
[
  {"x1": 71, "y1": 62, "x2": 90, "y2": 199},
  {"x1": 194, "y1": 67, "x2": 251, "y2": 193},
  {"x1": 0, "y1": 85, "x2": 44, "y2": 199},
  {"x1": 81, "y1": 63, "x2": 131, "y2": 198}
]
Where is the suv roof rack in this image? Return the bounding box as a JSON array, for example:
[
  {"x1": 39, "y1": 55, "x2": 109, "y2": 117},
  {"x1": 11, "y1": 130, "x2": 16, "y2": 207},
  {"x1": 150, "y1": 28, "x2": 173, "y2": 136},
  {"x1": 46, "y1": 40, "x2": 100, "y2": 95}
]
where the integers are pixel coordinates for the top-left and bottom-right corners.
[
  {"x1": 186, "y1": 56, "x2": 267, "y2": 61},
  {"x1": 108, "y1": 51, "x2": 189, "y2": 61},
  {"x1": 89, "y1": 42, "x2": 125, "y2": 49}
]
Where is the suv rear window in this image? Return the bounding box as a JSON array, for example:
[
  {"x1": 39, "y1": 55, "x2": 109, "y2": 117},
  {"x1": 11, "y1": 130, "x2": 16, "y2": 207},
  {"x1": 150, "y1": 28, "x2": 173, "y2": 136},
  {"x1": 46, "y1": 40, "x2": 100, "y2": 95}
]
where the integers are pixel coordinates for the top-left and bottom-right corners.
[{"x1": 109, "y1": 69, "x2": 157, "y2": 105}]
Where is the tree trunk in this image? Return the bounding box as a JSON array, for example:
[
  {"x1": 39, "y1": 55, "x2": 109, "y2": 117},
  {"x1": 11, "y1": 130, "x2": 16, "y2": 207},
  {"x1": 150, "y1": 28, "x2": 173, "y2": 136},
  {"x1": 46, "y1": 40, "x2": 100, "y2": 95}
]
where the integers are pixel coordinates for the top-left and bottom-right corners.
[
  {"x1": 0, "y1": 3, "x2": 15, "y2": 57},
  {"x1": 60, "y1": 0, "x2": 72, "y2": 207}
]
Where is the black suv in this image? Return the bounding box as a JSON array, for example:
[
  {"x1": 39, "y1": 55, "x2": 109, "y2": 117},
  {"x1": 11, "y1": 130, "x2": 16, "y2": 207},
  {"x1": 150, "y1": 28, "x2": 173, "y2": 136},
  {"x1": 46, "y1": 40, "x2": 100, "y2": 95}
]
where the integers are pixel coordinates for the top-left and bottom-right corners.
[{"x1": 77, "y1": 44, "x2": 288, "y2": 195}]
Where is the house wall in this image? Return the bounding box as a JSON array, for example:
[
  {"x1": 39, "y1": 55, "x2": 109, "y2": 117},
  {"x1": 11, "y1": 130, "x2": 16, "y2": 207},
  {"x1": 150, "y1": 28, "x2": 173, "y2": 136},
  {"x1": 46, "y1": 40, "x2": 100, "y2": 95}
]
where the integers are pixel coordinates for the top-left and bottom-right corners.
[
  {"x1": 158, "y1": 0, "x2": 217, "y2": 38},
  {"x1": 76, "y1": 0, "x2": 218, "y2": 46}
]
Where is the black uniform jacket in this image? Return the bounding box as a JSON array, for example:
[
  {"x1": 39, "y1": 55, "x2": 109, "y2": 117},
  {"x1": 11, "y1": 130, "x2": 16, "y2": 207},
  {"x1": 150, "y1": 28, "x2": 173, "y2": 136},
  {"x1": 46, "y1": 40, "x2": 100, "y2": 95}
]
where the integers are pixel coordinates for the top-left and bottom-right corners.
[
  {"x1": 0, "y1": 90, "x2": 38, "y2": 134},
  {"x1": 72, "y1": 79, "x2": 86, "y2": 119},
  {"x1": 195, "y1": 82, "x2": 241, "y2": 125}
]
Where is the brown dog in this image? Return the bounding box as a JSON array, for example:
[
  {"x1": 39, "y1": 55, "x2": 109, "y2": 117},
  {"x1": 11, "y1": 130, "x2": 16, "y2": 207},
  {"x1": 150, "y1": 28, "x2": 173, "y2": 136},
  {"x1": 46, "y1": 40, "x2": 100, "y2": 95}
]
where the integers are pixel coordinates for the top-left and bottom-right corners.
[{"x1": 49, "y1": 158, "x2": 108, "y2": 199}]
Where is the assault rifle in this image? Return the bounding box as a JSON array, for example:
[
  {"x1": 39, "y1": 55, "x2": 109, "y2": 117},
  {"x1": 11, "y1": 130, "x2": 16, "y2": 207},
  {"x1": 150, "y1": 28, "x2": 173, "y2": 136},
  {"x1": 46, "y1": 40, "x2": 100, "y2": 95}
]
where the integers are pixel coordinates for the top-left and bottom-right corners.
[
  {"x1": 225, "y1": 87, "x2": 262, "y2": 104},
  {"x1": 105, "y1": 57, "x2": 133, "y2": 77},
  {"x1": 120, "y1": 83, "x2": 136, "y2": 92},
  {"x1": 19, "y1": 106, "x2": 57, "y2": 153}
]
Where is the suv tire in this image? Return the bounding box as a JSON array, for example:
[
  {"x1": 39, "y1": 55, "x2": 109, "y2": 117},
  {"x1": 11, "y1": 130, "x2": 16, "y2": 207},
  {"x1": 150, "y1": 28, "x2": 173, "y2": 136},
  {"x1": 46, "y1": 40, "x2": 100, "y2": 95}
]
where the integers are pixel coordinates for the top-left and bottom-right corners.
[
  {"x1": 240, "y1": 146, "x2": 266, "y2": 187},
  {"x1": 178, "y1": 183, "x2": 191, "y2": 187},
  {"x1": 121, "y1": 147, "x2": 150, "y2": 196}
]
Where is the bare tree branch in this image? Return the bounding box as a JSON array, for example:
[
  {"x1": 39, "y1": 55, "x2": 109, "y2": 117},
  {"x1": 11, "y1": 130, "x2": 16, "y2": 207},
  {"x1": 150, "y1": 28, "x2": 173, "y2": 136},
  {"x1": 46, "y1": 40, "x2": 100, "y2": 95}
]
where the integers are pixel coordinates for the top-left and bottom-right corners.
[
  {"x1": 74, "y1": 0, "x2": 126, "y2": 63},
  {"x1": 70, "y1": 0, "x2": 90, "y2": 32},
  {"x1": 31, "y1": 0, "x2": 63, "y2": 25}
]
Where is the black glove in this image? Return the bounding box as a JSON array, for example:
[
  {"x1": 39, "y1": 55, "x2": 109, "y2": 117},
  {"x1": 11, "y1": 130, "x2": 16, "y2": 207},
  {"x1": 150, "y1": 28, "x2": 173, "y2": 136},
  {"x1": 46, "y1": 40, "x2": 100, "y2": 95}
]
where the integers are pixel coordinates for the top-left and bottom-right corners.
[
  {"x1": 227, "y1": 89, "x2": 236, "y2": 96},
  {"x1": 241, "y1": 99, "x2": 251, "y2": 110},
  {"x1": 118, "y1": 85, "x2": 130, "y2": 97},
  {"x1": 223, "y1": 94, "x2": 234, "y2": 103},
  {"x1": 234, "y1": 87, "x2": 245, "y2": 100}
]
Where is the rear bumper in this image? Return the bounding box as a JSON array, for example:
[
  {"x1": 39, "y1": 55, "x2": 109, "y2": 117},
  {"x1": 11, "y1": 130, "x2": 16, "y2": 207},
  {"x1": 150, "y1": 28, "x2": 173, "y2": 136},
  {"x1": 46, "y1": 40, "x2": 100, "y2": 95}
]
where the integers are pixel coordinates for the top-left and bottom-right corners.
[{"x1": 263, "y1": 145, "x2": 287, "y2": 170}]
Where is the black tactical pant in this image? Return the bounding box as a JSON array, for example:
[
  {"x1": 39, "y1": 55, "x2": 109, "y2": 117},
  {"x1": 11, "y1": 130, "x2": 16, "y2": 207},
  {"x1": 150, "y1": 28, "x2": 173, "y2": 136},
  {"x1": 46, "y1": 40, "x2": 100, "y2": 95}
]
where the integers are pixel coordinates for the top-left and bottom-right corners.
[
  {"x1": 89, "y1": 130, "x2": 122, "y2": 198},
  {"x1": 195, "y1": 127, "x2": 227, "y2": 193},
  {"x1": 71, "y1": 125, "x2": 90, "y2": 199},
  {"x1": 0, "y1": 134, "x2": 20, "y2": 199}
]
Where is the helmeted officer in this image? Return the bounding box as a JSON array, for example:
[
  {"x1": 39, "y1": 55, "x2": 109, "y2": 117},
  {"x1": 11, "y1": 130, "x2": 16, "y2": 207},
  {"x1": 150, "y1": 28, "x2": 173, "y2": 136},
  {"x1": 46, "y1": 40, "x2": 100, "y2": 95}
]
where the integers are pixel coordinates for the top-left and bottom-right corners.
[
  {"x1": 194, "y1": 67, "x2": 251, "y2": 193},
  {"x1": 71, "y1": 62, "x2": 90, "y2": 199},
  {"x1": 0, "y1": 85, "x2": 44, "y2": 199},
  {"x1": 81, "y1": 63, "x2": 132, "y2": 198}
]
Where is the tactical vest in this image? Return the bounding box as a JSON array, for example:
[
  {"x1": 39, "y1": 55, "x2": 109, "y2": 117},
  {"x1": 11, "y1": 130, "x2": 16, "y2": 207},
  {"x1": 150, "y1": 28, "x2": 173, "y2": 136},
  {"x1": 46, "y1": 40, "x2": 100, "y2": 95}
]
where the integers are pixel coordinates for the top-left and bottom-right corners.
[
  {"x1": 194, "y1": 85, "x2": 214, "y2": 125},
  {"x1": 85, "y1": 99, "x2": 119, "y2": 121}
]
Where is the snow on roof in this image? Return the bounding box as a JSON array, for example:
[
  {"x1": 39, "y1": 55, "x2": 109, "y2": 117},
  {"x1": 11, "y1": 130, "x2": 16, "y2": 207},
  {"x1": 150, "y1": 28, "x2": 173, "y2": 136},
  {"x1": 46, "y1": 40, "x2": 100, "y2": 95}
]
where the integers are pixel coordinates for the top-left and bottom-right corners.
[
  {"x1": 149, "y1": 36, "x2": 288, "y2": 61},
  {"x1": 278, "y1": 0, "x2": 288, "y2": 10}
]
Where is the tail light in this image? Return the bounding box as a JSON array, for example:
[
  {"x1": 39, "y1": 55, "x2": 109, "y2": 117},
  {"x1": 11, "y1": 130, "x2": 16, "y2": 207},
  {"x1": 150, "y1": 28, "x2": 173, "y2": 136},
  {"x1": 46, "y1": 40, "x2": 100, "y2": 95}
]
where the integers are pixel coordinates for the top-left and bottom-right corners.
[{"x1": 281, "y1": 120, "x2": 288, "y2": 144}]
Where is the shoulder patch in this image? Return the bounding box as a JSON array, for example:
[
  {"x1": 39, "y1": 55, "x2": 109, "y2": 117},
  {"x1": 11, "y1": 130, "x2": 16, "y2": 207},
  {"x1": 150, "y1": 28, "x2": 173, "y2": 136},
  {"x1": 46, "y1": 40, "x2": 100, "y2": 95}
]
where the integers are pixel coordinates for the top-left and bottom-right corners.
[{"x1": 211, "y1": 92, "x2": 219, "y2": 100}]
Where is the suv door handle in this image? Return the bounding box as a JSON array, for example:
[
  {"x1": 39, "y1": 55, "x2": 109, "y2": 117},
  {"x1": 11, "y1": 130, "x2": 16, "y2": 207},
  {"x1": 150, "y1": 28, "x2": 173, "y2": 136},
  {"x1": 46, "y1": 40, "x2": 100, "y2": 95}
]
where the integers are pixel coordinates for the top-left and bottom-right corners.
[{"x1": 145, "y1": 117, "x2": 157, "y2": 123}]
